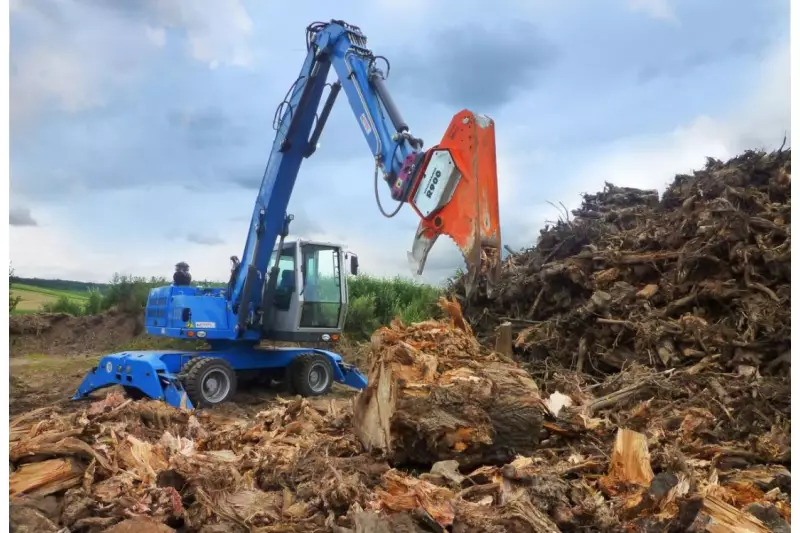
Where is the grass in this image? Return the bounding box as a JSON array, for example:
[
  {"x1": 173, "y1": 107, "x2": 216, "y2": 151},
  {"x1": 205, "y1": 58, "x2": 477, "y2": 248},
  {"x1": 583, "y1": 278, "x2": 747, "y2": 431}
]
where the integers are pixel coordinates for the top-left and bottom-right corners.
[
  {"x1": 11, "y1": 283, "x2": 92, "y2": 314},
  {"x1": 12, "y1": 283, "x2": 91, "y2": 301}
]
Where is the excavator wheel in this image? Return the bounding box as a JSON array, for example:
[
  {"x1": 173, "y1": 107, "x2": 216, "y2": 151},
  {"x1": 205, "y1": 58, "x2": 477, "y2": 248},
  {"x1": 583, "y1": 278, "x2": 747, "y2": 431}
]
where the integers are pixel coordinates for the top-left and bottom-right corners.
[
  {"x1": 177, "y1": 356, "x2": 205, "y2": 384},
  {"x1": 182, "y1": 357, "x2": 238, "y2": 407},
  {"x1": 289, "y1": 353, "x2": 334, "y2": 397}
]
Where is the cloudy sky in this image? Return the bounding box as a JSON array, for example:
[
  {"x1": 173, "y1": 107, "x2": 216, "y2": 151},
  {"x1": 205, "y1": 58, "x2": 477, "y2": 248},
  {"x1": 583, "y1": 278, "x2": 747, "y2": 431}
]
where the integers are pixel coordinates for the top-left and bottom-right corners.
[{"x1": 10, "y1": 0, "x2": 790, "y2": 284}]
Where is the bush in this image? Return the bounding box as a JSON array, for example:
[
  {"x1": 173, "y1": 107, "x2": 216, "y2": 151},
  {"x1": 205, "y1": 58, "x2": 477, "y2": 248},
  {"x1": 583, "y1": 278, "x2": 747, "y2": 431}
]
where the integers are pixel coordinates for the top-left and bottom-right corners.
[
  {"x1": 41, "y1": 295, "x2": 85, "y2": 316},
  {"x1": 9, "y1": 263, "x2": 21, "y2": 313},
  {"x1": 9, "y1": 293, "x2": 22, "y2": 313},
  {"x1": 343, "y1": 275, "x2": 442, "y2": 338},
  {"x1": 101, "y1": 274, "x2": 167, "y2": 314},
  {"x1": 345, "y1": 293, "x2": 380, "y2": 338},
  {"x1": 85, "y1": 288, "x2": 103, "y2": 315}
]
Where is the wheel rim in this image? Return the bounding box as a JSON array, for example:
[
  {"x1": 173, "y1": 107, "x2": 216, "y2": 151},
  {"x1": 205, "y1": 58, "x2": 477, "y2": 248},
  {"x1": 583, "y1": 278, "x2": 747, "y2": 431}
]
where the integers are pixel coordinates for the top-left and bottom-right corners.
[
  {"x1": 201, "y1": 369, "x2": 231, "y2": 403},
  {"x1": 307, "y1": 362, "x2": 331, "y2": 393}
]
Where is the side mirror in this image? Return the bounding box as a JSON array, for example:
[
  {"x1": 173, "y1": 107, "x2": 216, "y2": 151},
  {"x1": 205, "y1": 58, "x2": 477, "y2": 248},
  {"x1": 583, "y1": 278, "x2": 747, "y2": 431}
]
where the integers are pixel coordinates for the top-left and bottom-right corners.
[{"x1": 350, "y1": 255, "x2": 359, "y2": 276}]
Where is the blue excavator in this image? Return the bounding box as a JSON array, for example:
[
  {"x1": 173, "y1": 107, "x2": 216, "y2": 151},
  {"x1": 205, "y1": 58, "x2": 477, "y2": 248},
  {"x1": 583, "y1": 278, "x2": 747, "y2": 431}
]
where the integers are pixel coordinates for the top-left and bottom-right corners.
[{"x1": 73, "y1": 20, "x2": 502, "y2": 409}]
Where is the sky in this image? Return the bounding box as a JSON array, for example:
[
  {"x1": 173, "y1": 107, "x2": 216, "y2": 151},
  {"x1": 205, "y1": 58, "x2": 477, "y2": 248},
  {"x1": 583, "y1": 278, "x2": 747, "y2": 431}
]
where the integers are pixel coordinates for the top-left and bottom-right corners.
[{"x1": 9, "y1": 0, "x2": 791, "y2": 285}]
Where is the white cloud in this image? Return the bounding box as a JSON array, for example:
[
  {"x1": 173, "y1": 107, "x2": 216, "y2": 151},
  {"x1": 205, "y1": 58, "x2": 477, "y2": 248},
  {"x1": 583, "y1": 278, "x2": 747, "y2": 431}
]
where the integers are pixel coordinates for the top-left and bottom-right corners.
[
  {"x1": 628, "y1": 0, "x2": 679, "y2": 23},
  {"x1": 544, "y1": 41, "x2": 789, "y2": 223},
  {"x1": 151, "y1": 0, "x2": 254, "y2": 68},
  {"x1": 10, "y1": 216, "x2": 242, "y2": 283},
  {"x1": 11, "y1": 45, "x2": 106, "y2": 126},
  {"x1": 11, "y1": 225, "x2": 117, "y2": 282},
  {"x1": 145, "y1": 26, "x2": 167, "y2": 47},
  {"x1": 10, "y1": 5, "x2": 147, "y2": 128},
  {"x1": 10, "y1": 2, "x2": 790, "y2": 288},
  {"x1": 10, "y1": 0, "x2": 255, "y2": 128}
]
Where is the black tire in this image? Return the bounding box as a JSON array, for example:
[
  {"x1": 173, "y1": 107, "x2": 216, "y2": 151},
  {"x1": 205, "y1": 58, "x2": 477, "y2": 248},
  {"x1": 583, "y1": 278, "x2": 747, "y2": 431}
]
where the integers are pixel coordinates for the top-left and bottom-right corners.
[
  {"x1": 290, "y1": 353, "x2": 334, "y2": 397},
  {"x1": 182, "y1": 357, "x2": 238, "y2": 407},
  {"x1": 123, "y1": 386, "x2": 147, "y2": 400},
  {"x1": 177, "y1": 356, "x2": 204, "y2": 381}
]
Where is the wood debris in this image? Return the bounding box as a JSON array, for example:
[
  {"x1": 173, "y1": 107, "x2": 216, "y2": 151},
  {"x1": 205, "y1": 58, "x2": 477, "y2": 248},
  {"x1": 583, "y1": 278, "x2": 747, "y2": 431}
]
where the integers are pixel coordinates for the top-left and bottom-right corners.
[
  {"x1": 10, "y1": 458, "x2": 85, "y2": 497},
  {"x1": 9, "y1": 149, "x2": 792, "y2": 532},
  {"x1": 353, "y1": 296, "x2": 545, "y2": 467},
  {"x1": 455, "y1": 149, "x2": 791, "y2": 378},
  {"x1": 9, "y1": 299, "x2": 790, "y2": 531}
]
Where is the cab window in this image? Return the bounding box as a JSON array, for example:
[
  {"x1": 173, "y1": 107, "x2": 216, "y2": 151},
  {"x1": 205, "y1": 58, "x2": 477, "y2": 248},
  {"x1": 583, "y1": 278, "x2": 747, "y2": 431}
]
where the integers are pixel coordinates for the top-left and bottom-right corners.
[
  {"x1": 300, "y1": 245, "x2": 342, "y2": 328},
  {"x1": 272, "y1": 248, "x2": 295, "y2": 310}
]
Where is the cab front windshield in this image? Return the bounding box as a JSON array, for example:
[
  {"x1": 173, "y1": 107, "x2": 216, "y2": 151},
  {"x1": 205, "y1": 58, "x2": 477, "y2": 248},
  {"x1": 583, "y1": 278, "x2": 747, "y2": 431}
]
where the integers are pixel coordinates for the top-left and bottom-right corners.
[
  {"x1": 270, "y1": 245, "x2": 343, "y2": 328},
  {"x1": 300, "y1": 245, "x2": 342, "y2": 328}
]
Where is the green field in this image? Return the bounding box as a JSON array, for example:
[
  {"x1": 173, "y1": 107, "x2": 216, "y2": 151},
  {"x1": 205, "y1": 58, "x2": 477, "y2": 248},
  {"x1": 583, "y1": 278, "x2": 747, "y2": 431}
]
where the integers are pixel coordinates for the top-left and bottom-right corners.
[{"x1": 10, "y1": 283, "x2": 91, "y2": 314}]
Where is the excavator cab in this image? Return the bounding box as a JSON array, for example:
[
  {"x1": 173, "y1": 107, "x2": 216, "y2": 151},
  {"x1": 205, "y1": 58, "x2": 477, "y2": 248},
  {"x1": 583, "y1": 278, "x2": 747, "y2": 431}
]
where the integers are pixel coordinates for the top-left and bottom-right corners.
[{"x1": 262, "y1": 239, "x2": 358, "y2": 343}]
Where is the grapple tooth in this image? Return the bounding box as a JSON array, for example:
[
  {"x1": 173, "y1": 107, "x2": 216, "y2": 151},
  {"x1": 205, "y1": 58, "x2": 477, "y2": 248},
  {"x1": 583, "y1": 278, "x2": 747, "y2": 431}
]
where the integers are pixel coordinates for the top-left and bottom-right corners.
[{"x1": 407, "y1": 109, "x2": 502, "y2": 298}]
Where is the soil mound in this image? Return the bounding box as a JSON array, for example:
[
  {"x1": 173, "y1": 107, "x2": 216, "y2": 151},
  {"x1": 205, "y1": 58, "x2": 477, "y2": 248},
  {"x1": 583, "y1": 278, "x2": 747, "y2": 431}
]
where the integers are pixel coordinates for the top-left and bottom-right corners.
[
  {"x1": 9, "y1": 310, "x2": 143, "y2": 357},
  {"x1": 454, "y1": 148, "x2": 791, "y2": 376}
]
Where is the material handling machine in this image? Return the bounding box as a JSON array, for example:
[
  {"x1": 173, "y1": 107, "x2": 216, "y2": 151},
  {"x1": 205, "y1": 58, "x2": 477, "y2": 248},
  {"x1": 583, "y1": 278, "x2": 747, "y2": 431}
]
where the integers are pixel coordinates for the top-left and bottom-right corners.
[{"x1": 73, "y1": 19, "x2": 502, "y2": 409}]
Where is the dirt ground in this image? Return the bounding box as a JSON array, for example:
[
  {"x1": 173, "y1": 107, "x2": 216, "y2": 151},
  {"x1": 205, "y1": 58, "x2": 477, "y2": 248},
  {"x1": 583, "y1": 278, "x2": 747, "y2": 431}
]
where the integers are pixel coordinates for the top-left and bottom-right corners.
[{"x1": 9, "y1": 310, "x2": 144, "y2": 357}]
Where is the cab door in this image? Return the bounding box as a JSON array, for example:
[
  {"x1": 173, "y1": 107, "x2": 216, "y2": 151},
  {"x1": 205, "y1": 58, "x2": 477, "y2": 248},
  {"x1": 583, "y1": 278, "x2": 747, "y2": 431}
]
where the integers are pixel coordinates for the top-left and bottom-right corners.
[
  {"x1": 267, "y1": 242, "x2": 303, "y2": 334},
  {"x1": 298, "y1": 244, "x2": 343, "y2": 330}
]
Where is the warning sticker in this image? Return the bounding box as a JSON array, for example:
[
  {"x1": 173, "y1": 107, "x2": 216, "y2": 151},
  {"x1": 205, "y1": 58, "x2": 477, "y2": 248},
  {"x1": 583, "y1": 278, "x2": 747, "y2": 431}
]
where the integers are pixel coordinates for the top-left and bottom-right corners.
[{"x1": 360, "y1": 113, "x2": 372, "y2": 135}]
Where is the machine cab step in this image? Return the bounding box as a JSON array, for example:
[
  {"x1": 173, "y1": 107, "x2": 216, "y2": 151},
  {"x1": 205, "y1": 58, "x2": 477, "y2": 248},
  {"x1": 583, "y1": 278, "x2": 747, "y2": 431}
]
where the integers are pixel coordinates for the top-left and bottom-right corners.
[{"x1": 262, "y1": 239, "x2": 358, "y2": 343}]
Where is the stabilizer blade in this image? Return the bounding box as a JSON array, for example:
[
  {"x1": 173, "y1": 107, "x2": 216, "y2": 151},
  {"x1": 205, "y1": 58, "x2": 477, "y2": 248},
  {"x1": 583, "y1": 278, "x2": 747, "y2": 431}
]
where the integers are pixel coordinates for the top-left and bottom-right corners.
[{"x1": 407, "y1": 110, "x2": 502, "y2": 298}]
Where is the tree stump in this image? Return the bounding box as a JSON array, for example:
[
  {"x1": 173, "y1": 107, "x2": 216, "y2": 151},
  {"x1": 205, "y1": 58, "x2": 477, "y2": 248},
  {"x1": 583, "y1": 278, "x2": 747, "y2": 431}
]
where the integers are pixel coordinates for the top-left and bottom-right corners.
[{"x1": 353, "y1": 297, "x2": 545, "y2": 467}]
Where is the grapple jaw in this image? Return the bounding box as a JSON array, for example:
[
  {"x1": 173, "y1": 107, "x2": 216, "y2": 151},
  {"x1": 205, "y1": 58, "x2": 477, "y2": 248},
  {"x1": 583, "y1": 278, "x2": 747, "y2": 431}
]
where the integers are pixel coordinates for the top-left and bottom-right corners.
[{"x1": 406, "y1": 110, "x2": 502, "y2": 298}]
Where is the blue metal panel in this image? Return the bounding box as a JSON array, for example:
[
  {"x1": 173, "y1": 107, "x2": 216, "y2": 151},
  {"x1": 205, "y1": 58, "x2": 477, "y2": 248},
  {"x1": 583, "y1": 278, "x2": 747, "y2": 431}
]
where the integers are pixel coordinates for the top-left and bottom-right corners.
[
  {"x1": 144, "y1": 285, "x2": 242, "y2": 340},
  {"x1": 328, "y1": 36, "x2": 416, "y2": 179},
  {"x1": 73, "y1": 346, "x2": 367, "y2": 409},
  {"x1": 73, "y1": 351, "x2": 194, "y2": 409}
]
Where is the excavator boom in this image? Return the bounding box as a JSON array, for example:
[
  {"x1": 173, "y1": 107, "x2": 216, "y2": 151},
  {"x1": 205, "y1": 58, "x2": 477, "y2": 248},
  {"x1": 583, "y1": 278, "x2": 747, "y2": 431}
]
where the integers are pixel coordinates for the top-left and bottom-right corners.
[{"x1": 219, "y1": 19, "x2": 502, "y2": 317}]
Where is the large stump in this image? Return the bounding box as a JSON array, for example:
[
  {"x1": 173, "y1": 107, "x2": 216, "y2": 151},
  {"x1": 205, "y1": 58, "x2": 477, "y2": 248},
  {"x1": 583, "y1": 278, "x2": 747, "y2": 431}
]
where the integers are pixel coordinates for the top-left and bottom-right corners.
[{"x1": 353, "y1": 297, "x2": 545, "y2": 467}]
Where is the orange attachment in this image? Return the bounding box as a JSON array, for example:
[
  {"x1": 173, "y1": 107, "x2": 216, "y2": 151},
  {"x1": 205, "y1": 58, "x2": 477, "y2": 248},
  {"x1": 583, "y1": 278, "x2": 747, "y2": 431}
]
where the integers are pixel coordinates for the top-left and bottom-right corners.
[{"x1": 407, "y1": 110, "x2": 501, "y2": 298}]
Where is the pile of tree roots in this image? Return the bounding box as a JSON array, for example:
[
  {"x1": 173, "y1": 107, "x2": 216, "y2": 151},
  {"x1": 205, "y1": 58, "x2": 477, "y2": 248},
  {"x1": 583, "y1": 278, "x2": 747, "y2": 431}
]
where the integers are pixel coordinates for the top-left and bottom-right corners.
[
  {"x1": 9, "y1": 149, "x2": 791, "y2": 532},
  {"x1": 455, "y1": 149, "x2": 791, "y2": 378}
]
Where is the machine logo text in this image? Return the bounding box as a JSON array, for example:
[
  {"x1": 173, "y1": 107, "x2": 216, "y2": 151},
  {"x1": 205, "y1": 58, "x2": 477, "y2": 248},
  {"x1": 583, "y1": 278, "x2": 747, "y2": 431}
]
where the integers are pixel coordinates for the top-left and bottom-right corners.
[{"x1": 425, "y1": 169, "x2": 441, "y2": 199}]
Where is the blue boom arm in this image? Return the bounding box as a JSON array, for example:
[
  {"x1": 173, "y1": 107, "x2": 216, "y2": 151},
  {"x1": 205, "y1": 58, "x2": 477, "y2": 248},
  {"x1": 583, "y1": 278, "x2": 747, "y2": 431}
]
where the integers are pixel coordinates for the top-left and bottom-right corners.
[
  {"x1": 229, "y1": 20, "x2": 428, "y2": 335},
  {"x1": 222, "y1": 19, "x2": 502, "y2": 338}
]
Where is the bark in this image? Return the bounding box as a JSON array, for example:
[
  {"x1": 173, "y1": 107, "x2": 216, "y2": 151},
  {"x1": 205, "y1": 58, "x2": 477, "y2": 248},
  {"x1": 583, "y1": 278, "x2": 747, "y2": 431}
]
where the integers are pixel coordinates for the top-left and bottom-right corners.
[{"x1": 353, "y1": 298, "x2": 545, "y2": 467}]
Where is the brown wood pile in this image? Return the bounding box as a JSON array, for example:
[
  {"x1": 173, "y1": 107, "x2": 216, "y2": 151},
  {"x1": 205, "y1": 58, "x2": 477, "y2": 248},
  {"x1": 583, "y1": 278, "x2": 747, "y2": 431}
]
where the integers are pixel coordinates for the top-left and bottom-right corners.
[
  {"x1": 353, "y1": 296, "x2": 545, "y2": 468},
  {"x1": 9, "y1": 298, "x2": 791, "y2": 532},
  {"x1": 452, "y1": 148, "x2": 791, "y2": 377}
]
